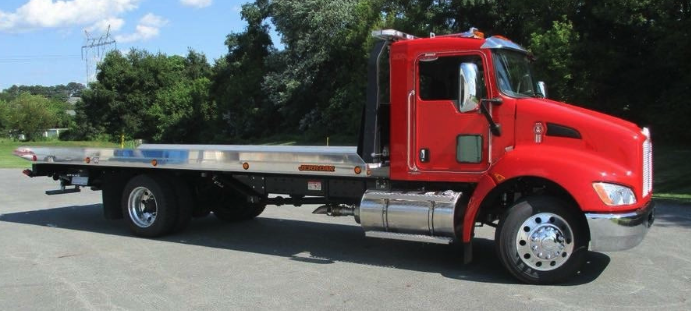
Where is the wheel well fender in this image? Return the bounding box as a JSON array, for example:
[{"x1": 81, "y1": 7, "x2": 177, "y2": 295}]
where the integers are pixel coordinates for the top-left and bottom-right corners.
[{"x1": 462, "y1": 175, "x2": 589, "y2": 243}]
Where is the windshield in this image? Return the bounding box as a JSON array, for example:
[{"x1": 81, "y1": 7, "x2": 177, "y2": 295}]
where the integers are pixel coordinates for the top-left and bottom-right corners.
[{"x1": 493, "y1": 50, "x2": 537, "y2": 98}]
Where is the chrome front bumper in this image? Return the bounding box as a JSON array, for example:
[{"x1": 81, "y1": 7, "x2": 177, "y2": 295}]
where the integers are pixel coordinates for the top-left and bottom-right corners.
[{"x1": 585, "y1": 200, "x2": 655, "y2": 252}]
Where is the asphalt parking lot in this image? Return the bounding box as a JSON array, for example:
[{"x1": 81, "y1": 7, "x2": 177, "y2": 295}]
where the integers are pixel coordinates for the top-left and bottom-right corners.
[{"x1": 0, "y1": 168, "x2": 689, "y2": 310}]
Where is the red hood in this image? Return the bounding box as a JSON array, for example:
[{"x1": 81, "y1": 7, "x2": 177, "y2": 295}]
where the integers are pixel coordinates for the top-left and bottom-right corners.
[
  {"x1": 514, "y1": 97, "x2": 646, "y2": 185},
  {"x1": 538, "y1": 98, "x2": 640, "y2": 133}
]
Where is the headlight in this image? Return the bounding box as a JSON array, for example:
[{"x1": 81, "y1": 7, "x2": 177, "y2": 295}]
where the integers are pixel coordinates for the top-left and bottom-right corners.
[{"x1": 593, "y1": 182, "x2": 637, "y2": 206}]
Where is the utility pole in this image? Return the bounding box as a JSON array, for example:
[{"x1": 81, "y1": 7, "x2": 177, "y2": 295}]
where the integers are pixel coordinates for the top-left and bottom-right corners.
[{"x1": 81, "y1": 25, "x2": 116, "y2": 85}]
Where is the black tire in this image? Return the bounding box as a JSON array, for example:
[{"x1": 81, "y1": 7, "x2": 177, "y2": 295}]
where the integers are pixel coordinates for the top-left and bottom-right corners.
[
  {"x1": 121, "y1": 174, "x2": 179, "y2": 237},
  {"x1": 193, "y1": 178, "x2": 265, "y2": 222},
  {"x1": 192, "y1": 207, "x2": 211, "y2": 218},
  {"x1": 243, "y1": 203, "x2": 266, "y2": 219},
  {"x1": 495, "y1": 196, "x2": 588, "y2": 284},
  {"x1": 212, "y1": 200, "x2": 266, "y2": 222},
  {"x1": 190, "y1": 181, "x2": 214, "y2": 218},
  {"x1": 169, "y1": 177, "x2": 193, "y2": 233}
]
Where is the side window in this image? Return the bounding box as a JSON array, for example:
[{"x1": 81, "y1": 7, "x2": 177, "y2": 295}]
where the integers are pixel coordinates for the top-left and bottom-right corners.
[{"x1": 418, "y1": 55, "x2": 486, "y2": 102}]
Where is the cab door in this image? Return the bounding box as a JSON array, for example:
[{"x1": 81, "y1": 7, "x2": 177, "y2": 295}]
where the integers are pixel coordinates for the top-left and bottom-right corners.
[{"x1": 413, "y1": 53, "x2": 491, "y2": 174}]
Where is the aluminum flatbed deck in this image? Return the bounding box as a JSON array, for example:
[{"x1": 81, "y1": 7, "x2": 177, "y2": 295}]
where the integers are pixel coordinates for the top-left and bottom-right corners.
[{"x1": 15, "y1": 144, "x2": 388, "y2": 178}]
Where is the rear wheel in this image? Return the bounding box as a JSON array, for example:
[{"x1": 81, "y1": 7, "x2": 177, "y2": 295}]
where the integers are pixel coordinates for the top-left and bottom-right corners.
[
  {"x1": 193, "y1": 178, "x2": 265, "y2": 222},
  {"x1": 495, "y1": 196, "x2": 587, "y2": 284},
  {"x1": 121, "y1": 175, "x2": 178, "y2": 237},
  {"x1": 212, "y1": 202, "x2": 266, "y2": 222}
]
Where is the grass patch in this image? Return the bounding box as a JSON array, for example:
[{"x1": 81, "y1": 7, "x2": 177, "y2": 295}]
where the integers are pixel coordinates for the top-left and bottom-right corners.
[
  {"x1": 653, "y1": 193, "x2": 691, "y2": 204},
  {"x1": 0, "y1": 139, "x2": 119, "y2": 169},
  {"x1": 653, "y1": 144, "x2": 691, "y2": 204}
]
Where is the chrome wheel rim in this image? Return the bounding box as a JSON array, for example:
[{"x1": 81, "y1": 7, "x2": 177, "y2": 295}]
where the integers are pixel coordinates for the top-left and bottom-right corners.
[
  {"x1": 128, "y1": 187, "x2": 157, "y2": 228},
  {"x1": 515, "y1": 212, "x2": 574, "y2": 271}
]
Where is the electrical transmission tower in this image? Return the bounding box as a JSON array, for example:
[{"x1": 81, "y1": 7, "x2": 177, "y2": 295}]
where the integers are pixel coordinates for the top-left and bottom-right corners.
[{"x1": 81, "y1": 25, "x2": 116, "y2": 85}]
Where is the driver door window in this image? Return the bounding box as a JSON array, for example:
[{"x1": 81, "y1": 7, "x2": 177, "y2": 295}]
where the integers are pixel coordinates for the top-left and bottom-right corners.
[{"x1": 418, "y1": 55, "x2": 486, "y2": 110}]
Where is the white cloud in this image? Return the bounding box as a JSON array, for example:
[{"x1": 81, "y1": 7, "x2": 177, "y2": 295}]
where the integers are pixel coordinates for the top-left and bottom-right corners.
[
  {"x1": 139, "y1": 13, "x2": 167, "y2": 27},
  {"x1": 86, "y1": 17, "x2": 125, "y2": 33},
  {"x1": 115, "y1": 13, "x2": 168, "y2": 43},
  {"x1": 0, "y1": 0, "x2": 140, "y2": 32},
  {"x1": 180, "y1": 0, "x2": 212, "y2": 9}
]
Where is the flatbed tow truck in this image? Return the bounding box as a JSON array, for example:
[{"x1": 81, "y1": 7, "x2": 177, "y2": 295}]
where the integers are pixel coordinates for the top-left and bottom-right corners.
[{"x1": 14, "y1": 28, "x2": 655, "y2": 284}]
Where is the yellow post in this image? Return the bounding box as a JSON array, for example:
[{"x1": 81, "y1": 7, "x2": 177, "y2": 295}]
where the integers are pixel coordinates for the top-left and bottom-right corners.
[
  {"x1": 120, "y1": 132, "x2": 125, "y2": 149},
  {"x1": 327, "y1": 137, "x2": 330, "y2": 146}
]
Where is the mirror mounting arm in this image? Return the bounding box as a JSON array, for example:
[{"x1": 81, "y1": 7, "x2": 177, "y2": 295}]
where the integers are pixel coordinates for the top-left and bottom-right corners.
[{"x1": 480, "y1": 97, "x2": 503, "y2": 136}]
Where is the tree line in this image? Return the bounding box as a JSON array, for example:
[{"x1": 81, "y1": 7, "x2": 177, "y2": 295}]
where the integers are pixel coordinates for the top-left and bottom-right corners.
[
  {"x1": 0, "y1": 83, "x2": 84, "y2": 141},
  {"x1": 3, "y1": 0, "x2": 690, "y2": 144}
]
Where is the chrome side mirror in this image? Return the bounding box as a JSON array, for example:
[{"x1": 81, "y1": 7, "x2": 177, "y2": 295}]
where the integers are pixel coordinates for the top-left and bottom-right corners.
[
  {"x1": 458, "y1": 62, "x2": 480, "y2": 112},
  {"x1": 537, "y1": 81, "x2": 548, "y2": 98}
]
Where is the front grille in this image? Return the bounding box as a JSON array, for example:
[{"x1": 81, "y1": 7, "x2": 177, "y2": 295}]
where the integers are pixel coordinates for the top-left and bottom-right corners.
[{"x1": 642, "y1": 132, "x2": 653, "y2": 196}]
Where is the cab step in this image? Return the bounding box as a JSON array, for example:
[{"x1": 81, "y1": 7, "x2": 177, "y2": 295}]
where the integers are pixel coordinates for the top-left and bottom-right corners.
[
  {"x1": 46, "y1": 186, "x2": 81, "y2": 195},
  {"x1": 365, "y1": 231, "x2": 454, "y2": 244}
]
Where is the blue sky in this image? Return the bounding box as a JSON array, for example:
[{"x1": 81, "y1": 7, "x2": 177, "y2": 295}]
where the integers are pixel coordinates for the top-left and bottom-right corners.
[{"x1": 0, "y1": 0, "x2": 276, "y2": 90}]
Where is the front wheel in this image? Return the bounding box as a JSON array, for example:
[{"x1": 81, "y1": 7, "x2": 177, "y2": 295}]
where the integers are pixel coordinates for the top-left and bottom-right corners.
[{"x1": 495, "y1": 196, "x2": 588, "y2": 284}]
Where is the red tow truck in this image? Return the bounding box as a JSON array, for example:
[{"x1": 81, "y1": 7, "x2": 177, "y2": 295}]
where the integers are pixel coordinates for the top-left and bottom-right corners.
[{"x1": 15, "y1": 28, "x2": 654, "y2": 284}]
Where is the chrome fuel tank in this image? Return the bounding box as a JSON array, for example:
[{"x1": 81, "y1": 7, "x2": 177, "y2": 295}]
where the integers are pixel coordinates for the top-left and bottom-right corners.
[{"x1": 359, "y1": 190, "x2": 463, "y2": 240}]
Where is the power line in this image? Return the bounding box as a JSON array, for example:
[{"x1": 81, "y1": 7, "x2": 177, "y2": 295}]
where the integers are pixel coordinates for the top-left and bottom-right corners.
[
  {"x1": 81, "y1": 25, "x2": 117, "y2": 85},
  {"x1": 0, "y1": 55, "x2": 81, "y2": 63}
]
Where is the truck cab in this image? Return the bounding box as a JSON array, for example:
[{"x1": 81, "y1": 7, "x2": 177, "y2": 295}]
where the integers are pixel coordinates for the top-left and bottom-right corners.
[{"x1": 360, "y1": 29, "x2": 655, "y2": 283}]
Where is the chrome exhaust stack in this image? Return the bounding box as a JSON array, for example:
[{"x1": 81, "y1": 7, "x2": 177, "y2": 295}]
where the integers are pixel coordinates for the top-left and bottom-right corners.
[{"x1": 312, "y1": 204, "x2": 360, "y2": 222}]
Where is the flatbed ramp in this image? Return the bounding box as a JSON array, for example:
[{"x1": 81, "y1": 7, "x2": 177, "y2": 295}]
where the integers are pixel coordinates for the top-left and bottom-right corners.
[{"x1": 15, "y1": 144, "x2": 384, "y2": 178}]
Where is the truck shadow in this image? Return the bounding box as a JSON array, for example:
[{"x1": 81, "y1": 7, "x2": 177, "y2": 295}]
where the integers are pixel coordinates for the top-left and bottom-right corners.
[{"x1": 0, "y1": 204, "x2": 609, "y2": 285}]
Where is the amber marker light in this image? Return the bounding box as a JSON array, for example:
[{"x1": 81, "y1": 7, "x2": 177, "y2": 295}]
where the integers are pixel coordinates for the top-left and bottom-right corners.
[
  {"x1": 493, "y1": 173, "x2": 506, "y2": 183},
  {"x1": 242, "y1": 162, "x2": 250, "y2": 170},
  {"x1": 151, "y1": 159, "x2": 158, "y2": 167},
  {"x1": 85, "y1": 157, "x2": 91, "y2": 164},
  {"x1": 354, "y1": 166, "x2": 362, "y2": 175}
]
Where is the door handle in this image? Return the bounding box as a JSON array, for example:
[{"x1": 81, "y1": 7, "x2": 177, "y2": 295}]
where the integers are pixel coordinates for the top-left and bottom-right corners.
[
  {"x1": 407, "y1": 90, "x2": 417, "y2": 171},
  {"x1": 419, "y1": 148, "x2": 430, "y2": 163}
]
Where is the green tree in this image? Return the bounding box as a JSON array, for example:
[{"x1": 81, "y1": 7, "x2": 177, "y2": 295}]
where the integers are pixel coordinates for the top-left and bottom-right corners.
[
  {"x1": 264, "y1": 0, "x2": 381, "y2": 138},
  {"x1": 6, "y1": 93, "x2": 60, "y2": 141},
  {"x1": 75, "y1": 49, "x2": 213, "y2": 142},
  {"x1": 0, "y1": 83, "x2": 85, "y2": 102},
  {"x1": 210, "y1": 0, "x2": 276, "y2": 140},
  {"x1": 0, "y1": 100, "x2": 8, "y2": 136},
  {"x1": 529, "y1": 17, "x2": 581, "y2": 102},
  {"x1": 149, "y1": 77, "x2": 213, "y2": 142}
]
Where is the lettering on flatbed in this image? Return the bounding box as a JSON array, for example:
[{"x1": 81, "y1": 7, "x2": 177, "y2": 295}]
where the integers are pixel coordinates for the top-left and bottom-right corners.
[{"x1": 298, "y1": 165, "x2": 336, "y2": 172}]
